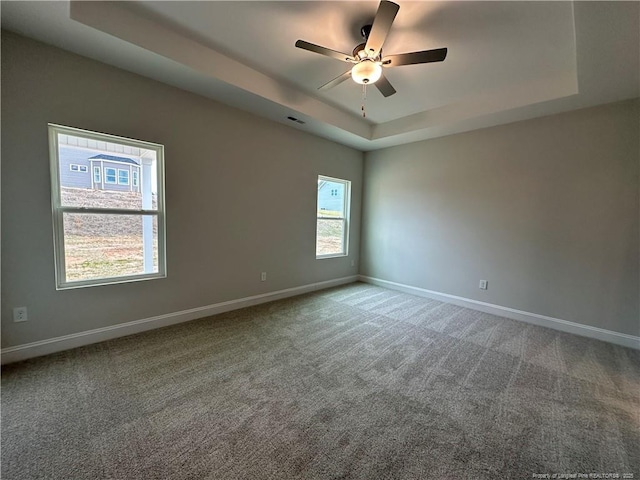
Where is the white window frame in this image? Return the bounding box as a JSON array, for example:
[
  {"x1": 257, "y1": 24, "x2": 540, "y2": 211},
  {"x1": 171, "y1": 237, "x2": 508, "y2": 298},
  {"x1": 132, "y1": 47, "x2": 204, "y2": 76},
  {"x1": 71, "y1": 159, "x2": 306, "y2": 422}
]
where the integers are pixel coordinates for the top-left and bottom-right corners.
[
  {"x1": 70, "y1": 164, "x2": 88, "y2": 172},
  {"x1": 93, "y1": 166, "x2": 101, "y2": 184},
  {"x1": 118, "y1": 169, "x2": 130, "y2": 185},
  {"x1": 316, "y1": 175, "x2": 351, "y2": 259},
  {"x1": 49, "y1": 123, "x2": 167, "y2": 289},
  {"x1": 132, "y1": 170, "x2": 139, "y2": 187},
  {"x1": 104, "y1": 167, "x2": 117, "y2": 184}
]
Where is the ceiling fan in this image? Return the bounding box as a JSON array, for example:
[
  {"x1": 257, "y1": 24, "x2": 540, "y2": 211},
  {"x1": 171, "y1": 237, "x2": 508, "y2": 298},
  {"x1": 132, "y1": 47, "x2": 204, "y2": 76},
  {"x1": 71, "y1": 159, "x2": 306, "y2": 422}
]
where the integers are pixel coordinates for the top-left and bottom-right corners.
[{"x1": 295, "y1": 0, "x2": 447, "y2": 98}]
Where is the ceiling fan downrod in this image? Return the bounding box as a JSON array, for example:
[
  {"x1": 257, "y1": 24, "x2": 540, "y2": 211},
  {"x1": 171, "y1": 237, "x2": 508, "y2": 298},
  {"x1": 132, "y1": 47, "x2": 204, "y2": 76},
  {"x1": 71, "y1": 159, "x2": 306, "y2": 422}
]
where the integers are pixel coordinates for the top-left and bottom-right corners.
[{"x1": 361, "y1": 24, "x2": 372, "y2": 40}]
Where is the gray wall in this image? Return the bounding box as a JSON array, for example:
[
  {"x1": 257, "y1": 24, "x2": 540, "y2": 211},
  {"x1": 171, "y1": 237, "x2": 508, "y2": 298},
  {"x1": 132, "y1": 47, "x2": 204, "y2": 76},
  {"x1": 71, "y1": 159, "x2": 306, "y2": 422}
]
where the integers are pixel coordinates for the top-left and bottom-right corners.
[
  {"x1": 361, "y1": 100, "x2": 639, "y2": 337},
  {"x1": 1, "y1": 32, "x2": 363, "y2": 348}
]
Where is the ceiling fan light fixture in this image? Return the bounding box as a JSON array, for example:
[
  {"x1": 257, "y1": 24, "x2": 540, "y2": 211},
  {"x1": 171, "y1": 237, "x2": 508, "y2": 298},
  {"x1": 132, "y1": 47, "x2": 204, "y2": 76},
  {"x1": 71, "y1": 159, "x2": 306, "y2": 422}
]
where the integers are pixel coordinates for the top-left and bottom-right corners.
[
  {"x1": 295, "y1": 1, "x2": 446, "y2": 97},
  {"x1": 351, "y1": 60, "x2": 382, "y2": 85}
]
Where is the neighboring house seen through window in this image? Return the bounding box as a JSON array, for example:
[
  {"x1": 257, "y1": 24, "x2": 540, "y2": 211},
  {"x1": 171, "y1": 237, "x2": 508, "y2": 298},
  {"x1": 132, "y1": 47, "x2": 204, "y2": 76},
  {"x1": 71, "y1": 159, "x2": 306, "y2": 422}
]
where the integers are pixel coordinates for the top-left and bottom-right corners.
[
  {"x1": 316, "y1": 175, "x2": 350, "y2": 258},
  {"x1": 49, "y1": 124, "x2": 166, "y2": 289},
  {"x1": 133, "y1": 170, "x2": 139, "y2": 187}
]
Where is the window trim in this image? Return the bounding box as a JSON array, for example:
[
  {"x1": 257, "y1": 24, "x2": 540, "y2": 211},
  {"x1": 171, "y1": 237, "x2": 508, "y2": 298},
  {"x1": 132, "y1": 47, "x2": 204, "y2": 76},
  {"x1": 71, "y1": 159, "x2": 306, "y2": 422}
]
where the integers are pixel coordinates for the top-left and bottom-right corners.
[
  {"x1": 132, "y1": 169, "x2": 139, "y2": 187},
  {"x1": 49, "y1": 123, "x2": 167, "y2": 289},
  {"x1": 316, "y1": 175, "x2": 351, "y2": 259},
  {"x1": 93, "y1": 166, "x2": 101, "y2": 184}
]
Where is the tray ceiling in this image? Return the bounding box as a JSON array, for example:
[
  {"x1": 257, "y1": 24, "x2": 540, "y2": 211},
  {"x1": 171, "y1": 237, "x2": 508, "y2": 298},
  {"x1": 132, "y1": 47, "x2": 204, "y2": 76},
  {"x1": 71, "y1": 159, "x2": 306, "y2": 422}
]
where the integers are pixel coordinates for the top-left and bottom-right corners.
[{"x1": 2, "y1": 1, "x2": 638, "y2": 150}]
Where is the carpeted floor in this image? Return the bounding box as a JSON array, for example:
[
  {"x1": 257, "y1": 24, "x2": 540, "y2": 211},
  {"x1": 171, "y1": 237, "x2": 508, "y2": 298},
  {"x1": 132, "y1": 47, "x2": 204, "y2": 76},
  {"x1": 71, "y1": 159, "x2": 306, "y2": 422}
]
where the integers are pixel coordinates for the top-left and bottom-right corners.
[{"x1": 2, "y1": 282, "x2": 639, "y2": 479}]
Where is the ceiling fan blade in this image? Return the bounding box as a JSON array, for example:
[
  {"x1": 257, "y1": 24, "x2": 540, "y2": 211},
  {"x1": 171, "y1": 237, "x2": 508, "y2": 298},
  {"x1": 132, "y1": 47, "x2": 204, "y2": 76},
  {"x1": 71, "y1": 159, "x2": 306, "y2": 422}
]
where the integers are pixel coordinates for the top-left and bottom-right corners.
[
  {"x1": 318, "y1": 71, "x2": 352, "y2": 91},
  {"x1": 383, "y1": 48, "x2": 448, "y2": 67},
  {"x1": 375, "y1": 73, "x2": 396, "y2": 97},
  {"x1": 295, "y1": 40, "x2": 355, "y2": 62},
  {"x1": 364, "y1": 1, "x2": 400, "y2": 59}
]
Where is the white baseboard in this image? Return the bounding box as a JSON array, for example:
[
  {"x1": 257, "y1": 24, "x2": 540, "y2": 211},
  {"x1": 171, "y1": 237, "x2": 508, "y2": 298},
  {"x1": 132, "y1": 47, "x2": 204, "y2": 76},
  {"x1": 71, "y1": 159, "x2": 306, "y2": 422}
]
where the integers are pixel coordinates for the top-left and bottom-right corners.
[
  {"x1": 359, "y1": 275, "x2": 640, "y2": 350},
  {"x1": 1, "y1": 276, "x2": 358, "y2": 364}
]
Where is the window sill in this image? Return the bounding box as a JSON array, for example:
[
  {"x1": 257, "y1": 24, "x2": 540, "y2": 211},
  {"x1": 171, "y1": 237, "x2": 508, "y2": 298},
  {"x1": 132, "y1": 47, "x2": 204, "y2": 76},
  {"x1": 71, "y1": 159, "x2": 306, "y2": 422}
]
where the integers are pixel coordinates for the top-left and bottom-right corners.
[
  {"x1": 56, "y1": 272, "x2": 166, "y2": 290},
  {"x1": 316, "y1": 253, "x2": 348, "y2": 260}
]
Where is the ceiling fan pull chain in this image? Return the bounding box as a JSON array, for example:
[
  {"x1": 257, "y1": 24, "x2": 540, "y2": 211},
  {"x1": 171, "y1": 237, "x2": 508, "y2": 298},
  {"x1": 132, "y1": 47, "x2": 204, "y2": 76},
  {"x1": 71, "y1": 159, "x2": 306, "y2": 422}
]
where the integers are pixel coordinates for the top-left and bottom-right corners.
[{"x1": 361, "y1": 84, "x2": 367, "y2": 118}]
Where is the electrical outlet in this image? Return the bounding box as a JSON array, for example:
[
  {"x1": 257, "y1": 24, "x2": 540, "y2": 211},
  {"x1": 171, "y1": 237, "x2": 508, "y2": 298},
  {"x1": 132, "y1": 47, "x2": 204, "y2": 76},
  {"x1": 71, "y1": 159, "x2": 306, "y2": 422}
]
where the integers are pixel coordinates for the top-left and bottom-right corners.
[
  {"x1": 261, "y1": 272, "x2": 267, "y2": 282},
  {"x1": 479, "y1": 280, "x2": 488, "y2": 290},
  {"x1": 13, "y1": 307, "x2": 28, "y2": 322}
]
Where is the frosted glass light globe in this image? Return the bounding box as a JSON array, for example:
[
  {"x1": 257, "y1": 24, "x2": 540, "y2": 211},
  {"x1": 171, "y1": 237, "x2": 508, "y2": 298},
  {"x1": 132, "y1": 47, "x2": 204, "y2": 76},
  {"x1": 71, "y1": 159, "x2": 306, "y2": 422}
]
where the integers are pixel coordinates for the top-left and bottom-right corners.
[{"x1": 351, "y1": 60, "x2": 382, "y2": 85}]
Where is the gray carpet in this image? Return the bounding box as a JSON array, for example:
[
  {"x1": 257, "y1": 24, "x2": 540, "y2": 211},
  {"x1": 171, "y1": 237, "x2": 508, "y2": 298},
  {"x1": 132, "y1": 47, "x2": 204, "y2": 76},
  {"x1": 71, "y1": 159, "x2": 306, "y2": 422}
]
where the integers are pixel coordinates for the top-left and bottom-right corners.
[{"x1": 2, "y1": 282, "x2": 639, "y2": 479}]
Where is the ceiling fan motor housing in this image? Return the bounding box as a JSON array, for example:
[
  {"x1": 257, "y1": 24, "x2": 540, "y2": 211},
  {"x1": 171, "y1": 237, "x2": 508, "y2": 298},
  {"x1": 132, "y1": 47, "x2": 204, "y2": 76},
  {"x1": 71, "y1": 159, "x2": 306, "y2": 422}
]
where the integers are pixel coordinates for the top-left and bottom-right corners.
[{"x1": 352, "y1": 43, "x2": 368, "y2": 60}]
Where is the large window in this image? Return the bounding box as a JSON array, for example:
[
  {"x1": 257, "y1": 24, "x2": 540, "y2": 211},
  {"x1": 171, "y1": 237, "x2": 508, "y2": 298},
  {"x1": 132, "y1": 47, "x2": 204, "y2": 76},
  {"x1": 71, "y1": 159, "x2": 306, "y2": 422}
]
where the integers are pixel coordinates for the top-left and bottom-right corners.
[
  {"x1": 49, "y1": 124, "x2": 166, "y2": 289},
  {"x1": 316, "y1": 175, "x2": 350, "y2": 258}
]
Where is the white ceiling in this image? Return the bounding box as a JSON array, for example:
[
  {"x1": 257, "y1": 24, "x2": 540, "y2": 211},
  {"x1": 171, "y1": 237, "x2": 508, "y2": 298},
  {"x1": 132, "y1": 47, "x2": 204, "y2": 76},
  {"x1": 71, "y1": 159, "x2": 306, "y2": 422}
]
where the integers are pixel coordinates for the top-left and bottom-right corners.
[{"x1": 2, "y1": 1, "x2": 639, "y2": 151}]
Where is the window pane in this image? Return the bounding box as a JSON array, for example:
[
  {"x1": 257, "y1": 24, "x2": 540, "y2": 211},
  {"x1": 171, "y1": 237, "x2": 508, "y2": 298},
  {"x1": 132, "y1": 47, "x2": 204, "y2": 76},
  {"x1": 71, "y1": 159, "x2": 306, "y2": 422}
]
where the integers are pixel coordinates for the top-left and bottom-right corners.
[
  {"x1": 316, "y1": 218, "x2": 344, "y2": 256},
  {"x1": 118, "y1": 170, "x2": 129, "y2": 185},
  {"x1": 105, "y1": 168, "x2": 117, "y2": 184},
  {"x1": 62, "y1": 213, "x2": 158, "y2": 283},
  {"x1": 58, "y1": 134, "x2": 157, "y2": 210},
  {"x1": 317, "y1": 179, "x2": 345, "y2": 217}
]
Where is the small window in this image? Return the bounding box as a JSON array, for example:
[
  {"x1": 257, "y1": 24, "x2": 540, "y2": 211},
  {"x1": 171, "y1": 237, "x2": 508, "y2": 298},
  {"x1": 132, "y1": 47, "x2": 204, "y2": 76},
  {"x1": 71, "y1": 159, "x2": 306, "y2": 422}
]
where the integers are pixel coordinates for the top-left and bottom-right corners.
[
  {"x1": 316, "y1": 175, "x2": 350, "y2": 258},
  {"x1": 49, "y1": 124, "x2": 166, "y2": 289},
  {"x1": 118, "y1": 169, "x2": 130, "y2": 185},
  {"x1": 104, "y1": 167, "x2": 117, "y2": 184},
  {"x1": 132, "y1": 170, "x2": 139, "y2": 187}
]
